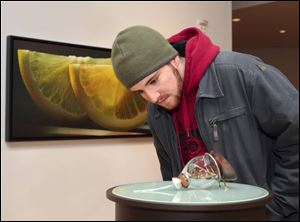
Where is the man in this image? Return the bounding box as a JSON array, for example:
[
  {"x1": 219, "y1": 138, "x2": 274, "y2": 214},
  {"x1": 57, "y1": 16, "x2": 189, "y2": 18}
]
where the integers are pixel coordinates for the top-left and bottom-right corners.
[{"x1": 111, "y1": 25, "x2": 299, "y2": 220}]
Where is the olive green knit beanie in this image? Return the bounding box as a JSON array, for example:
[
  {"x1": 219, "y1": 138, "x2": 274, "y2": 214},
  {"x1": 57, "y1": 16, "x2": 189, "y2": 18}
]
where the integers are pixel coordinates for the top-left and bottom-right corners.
[{"x1": 111, "y1": 25, "x2": 178, "y2": 88}]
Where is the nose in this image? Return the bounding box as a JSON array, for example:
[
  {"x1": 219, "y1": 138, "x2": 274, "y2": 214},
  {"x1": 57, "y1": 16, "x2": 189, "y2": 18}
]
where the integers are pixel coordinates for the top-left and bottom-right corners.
[{"x1": 143, "y1": 89, "x2": 160, "y2": 104}]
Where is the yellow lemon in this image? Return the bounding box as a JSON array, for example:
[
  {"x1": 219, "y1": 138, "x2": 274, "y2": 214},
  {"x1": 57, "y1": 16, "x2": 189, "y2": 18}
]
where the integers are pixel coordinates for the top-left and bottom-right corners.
[
  {"x1": 69, "y1": 64, "x2": 147, "y2": 131},
  {"x1": 17, "y1": 49, "x2": 111, "y2": 121}
]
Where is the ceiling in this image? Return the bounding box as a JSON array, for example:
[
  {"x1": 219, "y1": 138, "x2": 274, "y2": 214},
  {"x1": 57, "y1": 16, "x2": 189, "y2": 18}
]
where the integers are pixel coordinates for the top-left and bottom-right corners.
[{"x1": 232, "y1": 1, "x2": 299, "y2": 48}]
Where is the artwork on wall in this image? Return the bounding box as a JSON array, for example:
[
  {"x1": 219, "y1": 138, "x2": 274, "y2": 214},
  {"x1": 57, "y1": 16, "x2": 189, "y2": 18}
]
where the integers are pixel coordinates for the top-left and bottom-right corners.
[{"x1": 6, "y1": 36, "x2": 151, "y2": 141}]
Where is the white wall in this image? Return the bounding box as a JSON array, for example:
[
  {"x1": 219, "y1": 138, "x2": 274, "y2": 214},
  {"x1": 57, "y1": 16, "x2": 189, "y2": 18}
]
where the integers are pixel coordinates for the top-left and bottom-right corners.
[{"x1": 1, "y1": 1, "x2": 232, "y2": 220}]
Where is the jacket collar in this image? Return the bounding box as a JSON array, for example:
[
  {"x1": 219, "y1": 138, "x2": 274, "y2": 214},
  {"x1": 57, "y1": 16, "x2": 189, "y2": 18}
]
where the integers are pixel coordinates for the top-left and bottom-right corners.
[{"x1": 197, "y1": 60, "x2": 224, "y2": 99}]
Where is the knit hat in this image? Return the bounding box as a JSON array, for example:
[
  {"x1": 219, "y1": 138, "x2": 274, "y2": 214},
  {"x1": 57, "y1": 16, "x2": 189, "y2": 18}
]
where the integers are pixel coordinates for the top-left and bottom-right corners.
[{"x1": 111, "y1": 25, "x2": 178, "y2": 88}]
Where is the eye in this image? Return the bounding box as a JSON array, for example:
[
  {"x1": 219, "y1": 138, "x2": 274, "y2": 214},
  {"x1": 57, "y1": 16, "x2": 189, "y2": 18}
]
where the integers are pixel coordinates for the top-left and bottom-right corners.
[{"x1": 150, "y1": 77, "x2": 158, "y2": 85}]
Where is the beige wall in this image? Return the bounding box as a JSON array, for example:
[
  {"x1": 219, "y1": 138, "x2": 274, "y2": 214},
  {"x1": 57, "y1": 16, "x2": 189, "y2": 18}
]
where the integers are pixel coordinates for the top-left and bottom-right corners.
[
  {"x1": 1, "y1": 1, "x2": 232, "y2": 220},
  {"x1": 235, "y1": 48, "x2": 299, "y2": 89}
]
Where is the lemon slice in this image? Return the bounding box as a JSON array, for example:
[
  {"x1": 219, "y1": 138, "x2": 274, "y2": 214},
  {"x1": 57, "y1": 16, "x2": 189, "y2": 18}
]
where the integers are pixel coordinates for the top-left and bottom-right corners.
[
  {"x1": 17, "y1": 49, "x2": 111, "y2": 121},
  {"x1": 69, "y1": 64, "x2": 147, "y2": 131}
]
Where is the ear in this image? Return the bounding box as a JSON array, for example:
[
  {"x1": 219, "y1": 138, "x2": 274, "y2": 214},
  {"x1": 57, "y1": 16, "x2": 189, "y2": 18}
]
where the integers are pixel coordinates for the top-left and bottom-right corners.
[{"x1": 170, "y1": 55, "x2": 180, "y2": 69}]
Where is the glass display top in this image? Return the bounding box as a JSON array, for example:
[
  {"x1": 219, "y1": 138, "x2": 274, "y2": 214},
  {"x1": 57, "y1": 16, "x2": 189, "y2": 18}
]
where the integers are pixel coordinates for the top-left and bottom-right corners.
[{"x1": 112, "y1": 181, "x2": 270, "y2": 205}]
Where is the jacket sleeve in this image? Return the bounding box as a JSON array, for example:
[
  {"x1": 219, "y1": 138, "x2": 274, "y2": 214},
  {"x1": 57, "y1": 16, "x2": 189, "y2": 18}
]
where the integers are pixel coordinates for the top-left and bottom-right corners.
[
  {"x1": 250, "y1": 63, "x2": 299, "y2": 217},
  {"x1": 153, "y1": 135, "x2": 173, "y2": 180},
  {"x1": 147, "y1": 106, "x2": 173, "y2": 181}
]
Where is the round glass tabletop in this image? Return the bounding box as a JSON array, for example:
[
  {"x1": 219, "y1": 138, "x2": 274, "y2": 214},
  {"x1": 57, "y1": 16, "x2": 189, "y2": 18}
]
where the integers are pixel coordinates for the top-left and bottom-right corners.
[{"x1": 112, "y1": 181, "x2": 270, "y2": 205}]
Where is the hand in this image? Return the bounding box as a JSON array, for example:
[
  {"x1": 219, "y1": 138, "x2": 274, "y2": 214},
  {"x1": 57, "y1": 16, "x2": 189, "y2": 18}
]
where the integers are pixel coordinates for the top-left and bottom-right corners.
[{"x1": 210, "y1": 150, "x2": 238, "y2": 181}]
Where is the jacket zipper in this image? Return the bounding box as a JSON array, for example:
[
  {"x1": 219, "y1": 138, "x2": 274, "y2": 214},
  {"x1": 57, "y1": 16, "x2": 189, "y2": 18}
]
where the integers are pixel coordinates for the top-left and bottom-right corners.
[
  {"x1": 212, "y1": 123, "x2": 219, "y2": 141},
  {"x1": 209, "y1": 106, "x2": 246, "y2": 142},
  {"x1": 208, "y1": 119, "x2": 220, "y2": 142}
]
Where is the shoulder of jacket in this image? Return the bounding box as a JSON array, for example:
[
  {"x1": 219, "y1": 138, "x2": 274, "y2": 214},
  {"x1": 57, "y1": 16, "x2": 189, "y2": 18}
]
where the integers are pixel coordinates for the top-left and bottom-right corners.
[{"x1": 212, "y1": 51, "x2": 268, "y2": 77}]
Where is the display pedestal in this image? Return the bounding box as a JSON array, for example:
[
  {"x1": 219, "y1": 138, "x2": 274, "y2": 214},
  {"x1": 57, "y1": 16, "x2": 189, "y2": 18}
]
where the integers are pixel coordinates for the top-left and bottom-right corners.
[{"x1": 106, "y1": 181, "x2": 272, "y2": 221}]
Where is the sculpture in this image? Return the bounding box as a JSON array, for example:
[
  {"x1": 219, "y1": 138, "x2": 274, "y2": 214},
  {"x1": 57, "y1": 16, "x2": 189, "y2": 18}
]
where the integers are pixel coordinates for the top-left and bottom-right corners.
[{"x1": 172, "y1": 151, "x2": 237, "y2": 191}]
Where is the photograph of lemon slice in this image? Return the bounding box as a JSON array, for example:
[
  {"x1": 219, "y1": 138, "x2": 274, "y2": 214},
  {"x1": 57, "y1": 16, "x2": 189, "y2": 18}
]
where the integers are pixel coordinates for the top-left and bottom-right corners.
[
  {"x1": 17, "y1": 49, "x2": 111, "y2": 121},
  {"x1": 69, "y1": 64, "x2": 147, "y2": 131}
]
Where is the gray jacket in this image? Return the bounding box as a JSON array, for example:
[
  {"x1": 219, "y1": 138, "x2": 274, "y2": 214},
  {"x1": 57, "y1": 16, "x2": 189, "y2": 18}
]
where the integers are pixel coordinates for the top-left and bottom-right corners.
[{"x1": 147, "y1": 51, "x2": 299, "y2": 219}]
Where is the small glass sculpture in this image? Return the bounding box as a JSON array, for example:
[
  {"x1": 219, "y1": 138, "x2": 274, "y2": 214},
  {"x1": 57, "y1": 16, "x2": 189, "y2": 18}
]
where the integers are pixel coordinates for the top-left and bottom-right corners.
[{"x1": 172, "y1": 151, "x2": 237, "y2": 191}]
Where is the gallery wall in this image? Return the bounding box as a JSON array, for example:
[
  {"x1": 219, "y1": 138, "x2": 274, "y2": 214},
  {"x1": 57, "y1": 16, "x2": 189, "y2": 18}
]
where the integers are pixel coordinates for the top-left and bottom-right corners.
[{"x1": 1, "y1": 2, "x2": 232, "y2": 220}]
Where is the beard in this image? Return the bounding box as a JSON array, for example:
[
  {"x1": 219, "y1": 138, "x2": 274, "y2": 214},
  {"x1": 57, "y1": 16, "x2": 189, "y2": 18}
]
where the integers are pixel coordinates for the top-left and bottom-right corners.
[{"x1": 160, "y1": 64, "x2": 183, "y2": 110}]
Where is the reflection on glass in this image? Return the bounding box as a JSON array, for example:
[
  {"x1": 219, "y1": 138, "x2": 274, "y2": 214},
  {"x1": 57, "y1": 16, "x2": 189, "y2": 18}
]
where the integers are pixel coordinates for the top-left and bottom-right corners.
[
  {"x1": 172, "y1": 152, "x2": 237, "y2": 191},
  {"x1": 133, "y1": 181, "x2": 219, "y2": 203}
]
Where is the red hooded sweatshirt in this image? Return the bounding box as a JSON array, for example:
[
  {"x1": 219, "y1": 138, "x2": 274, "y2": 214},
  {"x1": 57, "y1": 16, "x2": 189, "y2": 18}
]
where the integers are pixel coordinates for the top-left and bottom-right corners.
[{"x1": 168, "y1": 27, "x2": 220, "y2": 167}]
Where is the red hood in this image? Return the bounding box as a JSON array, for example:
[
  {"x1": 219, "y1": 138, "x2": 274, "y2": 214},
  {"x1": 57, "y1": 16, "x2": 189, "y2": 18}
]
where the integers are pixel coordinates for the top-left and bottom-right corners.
[
  {"x1": 168, "y1": 27, "x2": 220, "y2": 96},
  {"x1": 168, "y1": 27, "x2": 219, "y2": 166}
]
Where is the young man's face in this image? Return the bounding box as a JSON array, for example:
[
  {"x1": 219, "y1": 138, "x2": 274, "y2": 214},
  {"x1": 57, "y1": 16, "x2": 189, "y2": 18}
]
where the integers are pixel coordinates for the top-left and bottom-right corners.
[{"x1": 130, "y1": 58, "x2": 183, "y2": 110}]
